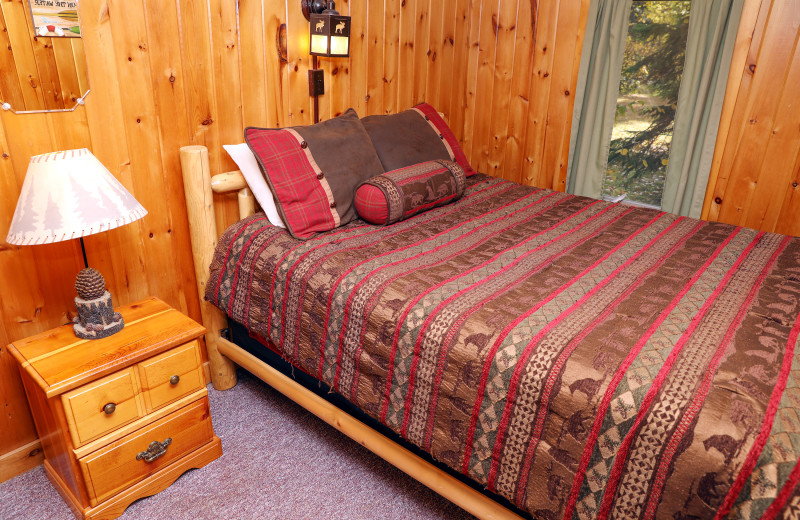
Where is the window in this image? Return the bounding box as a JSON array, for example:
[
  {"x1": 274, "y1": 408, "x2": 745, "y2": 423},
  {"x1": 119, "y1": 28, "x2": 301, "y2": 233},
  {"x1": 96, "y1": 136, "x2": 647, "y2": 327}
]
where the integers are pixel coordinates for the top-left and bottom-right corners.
[{"x1": 601, "y1": 1, "x2": 692, "y2": 208}]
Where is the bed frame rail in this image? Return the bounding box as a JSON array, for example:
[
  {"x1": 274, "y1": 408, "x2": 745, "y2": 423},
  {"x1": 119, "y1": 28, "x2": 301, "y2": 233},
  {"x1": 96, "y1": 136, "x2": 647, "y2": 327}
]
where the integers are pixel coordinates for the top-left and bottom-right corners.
[{"x1": 179, "y1": 144, "x2": 525, "y2": 520}]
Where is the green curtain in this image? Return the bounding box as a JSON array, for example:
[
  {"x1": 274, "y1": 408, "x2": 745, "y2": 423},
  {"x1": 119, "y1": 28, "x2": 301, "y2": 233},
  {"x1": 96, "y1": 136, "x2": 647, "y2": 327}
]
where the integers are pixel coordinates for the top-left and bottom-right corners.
[
  {"x1": 566, "y1": 0, "x2": 633, "y2": 199},
  {"x1": 661, "y1": 0, "x2": 744, "y2": 218}
]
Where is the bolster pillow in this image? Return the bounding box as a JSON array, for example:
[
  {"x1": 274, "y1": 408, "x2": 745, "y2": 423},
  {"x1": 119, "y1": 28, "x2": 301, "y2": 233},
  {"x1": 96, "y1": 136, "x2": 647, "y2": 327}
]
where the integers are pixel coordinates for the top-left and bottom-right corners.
[{"x1": 354, "y1": 160, "x2": 467, "y2": 226}]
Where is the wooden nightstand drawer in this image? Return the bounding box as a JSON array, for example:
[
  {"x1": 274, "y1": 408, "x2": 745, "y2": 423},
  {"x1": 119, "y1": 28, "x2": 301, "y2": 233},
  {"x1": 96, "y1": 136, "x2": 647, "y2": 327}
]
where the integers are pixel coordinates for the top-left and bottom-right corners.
[
  {"x1": 138, "y1": 340, "x2": 204, "y2": 412},
  {"x1": 79, "y1": 397, "x2": 214, "y2": 506},
  {"x1": 9, "y1": 298, "x2": 221, "y2": 520},
  {"x1": 62, "y1": 368, "x2": 145, "y2": 447}
]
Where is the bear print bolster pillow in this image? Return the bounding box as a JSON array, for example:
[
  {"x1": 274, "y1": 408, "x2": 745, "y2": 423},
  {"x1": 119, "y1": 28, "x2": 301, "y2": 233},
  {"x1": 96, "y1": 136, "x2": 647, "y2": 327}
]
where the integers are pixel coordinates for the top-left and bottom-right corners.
[{"x1": 354, "y1": 160, "x2": 467, "y2": 226}]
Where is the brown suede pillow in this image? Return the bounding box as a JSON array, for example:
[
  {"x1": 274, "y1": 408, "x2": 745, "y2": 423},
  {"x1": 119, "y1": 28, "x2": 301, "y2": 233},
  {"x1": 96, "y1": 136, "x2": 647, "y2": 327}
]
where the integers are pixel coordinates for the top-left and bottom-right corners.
[
  {"x1": 361, "y1": 103, "x2": 475, "y2": 175},
  {"x1": 245, "y1": 109, "x2": 384, "y2": 239}
]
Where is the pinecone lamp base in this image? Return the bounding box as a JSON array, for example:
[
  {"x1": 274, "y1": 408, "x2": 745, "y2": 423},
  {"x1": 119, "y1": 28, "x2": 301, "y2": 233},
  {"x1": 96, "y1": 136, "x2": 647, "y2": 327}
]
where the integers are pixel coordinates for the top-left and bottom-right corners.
[
  {"x1": 72, "y1": 268, "x2": 124, "y2": 340},
  {"x1": 73, "y1": 291, "x2": 124, "y2": 339}
]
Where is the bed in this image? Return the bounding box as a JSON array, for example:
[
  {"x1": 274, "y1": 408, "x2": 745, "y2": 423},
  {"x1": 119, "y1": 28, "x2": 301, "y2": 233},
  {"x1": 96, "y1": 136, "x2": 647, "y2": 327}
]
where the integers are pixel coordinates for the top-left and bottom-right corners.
[{"x1": 179, "y1": 110, "x2": 800, "y2": 519}]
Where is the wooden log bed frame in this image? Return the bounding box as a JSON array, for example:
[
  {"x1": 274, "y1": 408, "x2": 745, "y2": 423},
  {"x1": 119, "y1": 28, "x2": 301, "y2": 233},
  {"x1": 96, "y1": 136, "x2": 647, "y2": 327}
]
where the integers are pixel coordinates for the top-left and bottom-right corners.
[{"x1": 179, "y1": 145, "x2": 525, "y2": 520}]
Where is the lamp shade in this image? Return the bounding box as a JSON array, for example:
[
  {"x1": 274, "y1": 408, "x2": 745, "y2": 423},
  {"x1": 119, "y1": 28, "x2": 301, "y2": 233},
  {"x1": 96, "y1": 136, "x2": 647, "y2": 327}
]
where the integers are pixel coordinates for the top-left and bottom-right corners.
[
  {"x1": 309, "y1": 11, "x2": 350, "y2": 57},
  {"x1": 6, "y1": 149, "x2": 147, "y2": 245}
]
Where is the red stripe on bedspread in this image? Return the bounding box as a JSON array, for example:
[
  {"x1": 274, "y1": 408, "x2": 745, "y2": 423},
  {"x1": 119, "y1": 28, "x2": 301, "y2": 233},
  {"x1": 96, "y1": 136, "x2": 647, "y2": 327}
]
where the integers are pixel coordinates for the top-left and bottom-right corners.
[
  {"x1": 563, "y1": 226, "x2": 743, "y2": 519},
  {"x1": 418, "y1": 206, "x2": 638, "y2": 450},
  {"x1": 642, "y1": 236, "x2": 789, "y2": 519},
  {"x1": 761, "y1": 445, "x2": 800, "y2": 520},
  {"x1": 596, "y1": 233, "x2": 765, "y2": 520},
  {"x1": 714, "y1": 274, "x2": 800, "y2": 519},
  {"x1": 378, "y1": 198, "x2": 605, "y2": 423},
  {"x1": 485, "y1": 217, "x2": 688, "y2": 492},
  {"x1": 333, "y1": 188, "x2": 558, "y2": 393},
  {"x1": 205, "y1": 174, "x2": 800, "y2": 519},
  {"x1": 346, "y1": 191, "x2": 564, "y2": 404}
]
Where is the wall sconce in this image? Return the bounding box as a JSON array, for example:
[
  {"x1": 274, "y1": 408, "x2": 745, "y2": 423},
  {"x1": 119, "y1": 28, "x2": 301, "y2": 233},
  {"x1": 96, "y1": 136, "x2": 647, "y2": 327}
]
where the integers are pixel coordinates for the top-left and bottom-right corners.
[
  {"x1": 308, "y1": 6, "x2": 350, "y2": 58},
  {"x1": 301, "y1": 1, "x2": 351, "y2": 123}
]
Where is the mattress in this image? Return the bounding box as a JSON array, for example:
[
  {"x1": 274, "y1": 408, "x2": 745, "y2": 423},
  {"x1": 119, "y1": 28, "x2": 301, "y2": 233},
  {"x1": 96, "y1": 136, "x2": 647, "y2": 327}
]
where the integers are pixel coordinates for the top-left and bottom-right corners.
[{"x1": 208, "y1": 174, "x2": 800, "y2": 519}]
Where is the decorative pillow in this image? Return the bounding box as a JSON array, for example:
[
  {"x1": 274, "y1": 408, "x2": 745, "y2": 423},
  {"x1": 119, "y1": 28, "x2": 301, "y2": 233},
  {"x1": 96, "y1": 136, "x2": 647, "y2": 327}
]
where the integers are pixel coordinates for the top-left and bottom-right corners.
[
  {"x1": 360, "y1": 103, "x2": 475, "y2": 176},
  {"x1": 354, "y1": 160, "x2": 467, "y2": 225},
  {"x1": 223, "y1": 144, "x2": 285, "y2": 228},
  {"x1": 245, "y1": 109, "x2": 385, "y2": 240}
]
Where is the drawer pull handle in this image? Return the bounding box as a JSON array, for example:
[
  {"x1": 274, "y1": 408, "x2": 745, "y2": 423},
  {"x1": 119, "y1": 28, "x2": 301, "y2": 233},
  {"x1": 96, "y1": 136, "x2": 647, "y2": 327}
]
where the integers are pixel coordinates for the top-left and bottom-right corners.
[
  {"x1": 136, "y1": 438, "x2": 172, "y2": 463},
  {"x1": 103, "y1": 403, "x2": 116, "y2": 415},
  {"x1": 169, "y1": 374, "x2": 180, "y2": 385}
]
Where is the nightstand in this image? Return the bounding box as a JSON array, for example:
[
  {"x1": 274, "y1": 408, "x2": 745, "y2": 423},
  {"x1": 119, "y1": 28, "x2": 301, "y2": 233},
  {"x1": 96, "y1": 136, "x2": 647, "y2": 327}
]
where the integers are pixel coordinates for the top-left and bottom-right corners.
[{"x1": 7, "y1": 297, "x2": 223, "y2": 520}]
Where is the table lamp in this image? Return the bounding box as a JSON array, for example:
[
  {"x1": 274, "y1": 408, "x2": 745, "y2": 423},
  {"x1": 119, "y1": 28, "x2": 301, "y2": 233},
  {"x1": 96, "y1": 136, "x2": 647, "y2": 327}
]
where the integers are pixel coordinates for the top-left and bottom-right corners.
[{"x1": 5, "y1": 149, "x2": 147, "y2": 339}]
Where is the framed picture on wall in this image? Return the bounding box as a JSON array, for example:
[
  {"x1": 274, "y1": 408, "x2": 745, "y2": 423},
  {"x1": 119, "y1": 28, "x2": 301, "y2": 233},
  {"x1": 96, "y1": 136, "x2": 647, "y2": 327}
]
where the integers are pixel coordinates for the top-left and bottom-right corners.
[{"x1": 28, "y1": 0, "x2": 80, "y2": 38}]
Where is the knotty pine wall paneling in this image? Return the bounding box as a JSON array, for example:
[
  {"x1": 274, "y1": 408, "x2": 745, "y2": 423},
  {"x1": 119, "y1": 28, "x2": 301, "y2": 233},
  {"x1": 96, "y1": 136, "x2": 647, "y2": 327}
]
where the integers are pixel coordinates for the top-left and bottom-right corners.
[
  {"x1": 447, "y1": 0, "x2": 473, "y2": 153},
  {"x1": 485, "y1": 0, "x2": 521, "y2": 176},
  {"x1": 349, "y1": 0, "x2": 368, "y2": 117},
  {"x1": 331, "y1": 0, "x2": 352, "y2": 119},
  {"x1": 0, "y1": 0, "x2": 89, "y2": 112},
  {"x1": 703, "y1": 0, "x2": 800, "y2": 235},
  {"x1": 3, "y1": 0, "x2": 798, "y2": 483},
  {"x1": 364, "y1": 0, "x2": 386, "y2": 115},
  {"x1": 542, "y1": 1, "x2": 591, "y2": 191},
  {"x1": 423, "y1": 0, "x2": 444, "y2": 117},
  {"x1": 381, "y1": 0, "x2": 401, "y2": 116},
  {"x1": 500, "y1": 0, "x2": 537, "y2": 183},
  {"x1": 0, "y1": 0, "x2": 588, "y2": 476}
]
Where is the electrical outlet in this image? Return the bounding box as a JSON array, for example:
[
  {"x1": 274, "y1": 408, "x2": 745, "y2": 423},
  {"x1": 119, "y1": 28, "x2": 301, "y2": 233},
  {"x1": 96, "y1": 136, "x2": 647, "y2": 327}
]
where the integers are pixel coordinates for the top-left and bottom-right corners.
[{"x1": 308, "y1": 69, "x2": 325, "y2": 97}]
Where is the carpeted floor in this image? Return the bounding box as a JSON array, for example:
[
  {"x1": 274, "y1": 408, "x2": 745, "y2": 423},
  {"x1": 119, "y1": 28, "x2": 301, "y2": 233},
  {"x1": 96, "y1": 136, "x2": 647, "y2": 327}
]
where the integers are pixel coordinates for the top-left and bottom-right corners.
[{"x1": 0, "y1": 370, "x2": 476, "y2": 519}]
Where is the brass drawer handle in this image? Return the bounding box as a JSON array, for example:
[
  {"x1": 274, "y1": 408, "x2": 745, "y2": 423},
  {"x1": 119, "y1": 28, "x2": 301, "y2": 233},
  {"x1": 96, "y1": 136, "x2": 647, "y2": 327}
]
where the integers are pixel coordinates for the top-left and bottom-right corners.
[
  {"x1": 169, "y1": 374, "x2": 180, "y2": 385},
  {"x1": 103, "y1": 403, "x2": 116, "y2": 415},
  {"x1": 136, "y1": 438, "x2": 172, "y2": 463}
]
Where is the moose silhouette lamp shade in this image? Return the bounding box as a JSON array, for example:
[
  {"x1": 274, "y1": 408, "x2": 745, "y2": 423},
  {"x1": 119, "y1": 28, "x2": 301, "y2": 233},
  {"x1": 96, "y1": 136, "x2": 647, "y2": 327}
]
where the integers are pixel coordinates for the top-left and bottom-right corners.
[
  {"x1": 5, "y1": 149, "x2": 148, "y2": 339},
  {"x1": 308, "y1": 2, "x2": 350, "y2": 58}
]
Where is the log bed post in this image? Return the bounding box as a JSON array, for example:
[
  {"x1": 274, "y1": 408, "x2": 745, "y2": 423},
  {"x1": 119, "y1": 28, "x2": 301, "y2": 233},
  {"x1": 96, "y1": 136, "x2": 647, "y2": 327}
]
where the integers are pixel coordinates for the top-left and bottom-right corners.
[
  {"x1": 179, "y1": 145, "x2": 238, "y2": 390},
  {"x1": 237, "y1": 188, "x2": 255, "y2": 220}
]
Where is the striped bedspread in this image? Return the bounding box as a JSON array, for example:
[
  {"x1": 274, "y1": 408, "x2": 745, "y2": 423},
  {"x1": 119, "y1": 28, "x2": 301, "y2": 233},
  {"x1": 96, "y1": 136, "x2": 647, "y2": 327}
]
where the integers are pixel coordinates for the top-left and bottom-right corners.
[{"x1": 207, "y1": 174, "x2": 800, "y2": 519}]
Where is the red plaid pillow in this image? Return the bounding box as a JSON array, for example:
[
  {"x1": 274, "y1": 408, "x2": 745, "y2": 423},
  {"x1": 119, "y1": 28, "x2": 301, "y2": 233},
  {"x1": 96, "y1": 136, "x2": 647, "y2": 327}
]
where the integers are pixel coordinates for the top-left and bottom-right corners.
[
  {"x1": 354, "y1": 160, "x2": 467, "y2": 225},
  {"x1": 361, "y1": 103, "x2": 476, "y2": 176},
  {"x1": 245, "y1": 109, "x2": 384, "y2": 239}
]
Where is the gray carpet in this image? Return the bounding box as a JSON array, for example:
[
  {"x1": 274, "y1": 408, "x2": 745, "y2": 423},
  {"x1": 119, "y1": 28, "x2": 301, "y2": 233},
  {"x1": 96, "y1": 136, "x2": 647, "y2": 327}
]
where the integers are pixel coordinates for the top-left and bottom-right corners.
[{"x1": 0, "y1": 370, "x2": 476, "y2": 519}]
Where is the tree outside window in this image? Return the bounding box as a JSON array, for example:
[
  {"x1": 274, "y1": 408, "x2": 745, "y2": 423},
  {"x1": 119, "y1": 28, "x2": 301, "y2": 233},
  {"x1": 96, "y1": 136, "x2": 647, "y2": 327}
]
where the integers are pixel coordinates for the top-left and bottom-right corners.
[{"x1": 602, "y1": 1, "x2": 692, "y2": 208}]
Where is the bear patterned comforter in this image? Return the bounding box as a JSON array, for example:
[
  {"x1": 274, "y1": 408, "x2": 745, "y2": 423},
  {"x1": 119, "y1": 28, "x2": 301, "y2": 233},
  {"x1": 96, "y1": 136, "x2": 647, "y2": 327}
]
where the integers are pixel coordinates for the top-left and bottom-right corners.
[{"x1": 208, "y1": 174, "x2": 800, "y2": 519}]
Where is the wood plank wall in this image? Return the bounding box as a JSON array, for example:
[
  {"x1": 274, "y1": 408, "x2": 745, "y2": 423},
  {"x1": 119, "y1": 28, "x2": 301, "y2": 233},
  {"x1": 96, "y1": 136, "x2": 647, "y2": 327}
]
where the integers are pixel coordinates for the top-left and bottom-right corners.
[
  {"x1": 0, "y1": 0, "x2": 798, "y2": 481},
  {"x1": 702, "y1": 0, "x2": 800, "y2": 235},
  {"x1": 0, "y1": 0, "x2": 88, "y2": 112}
]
